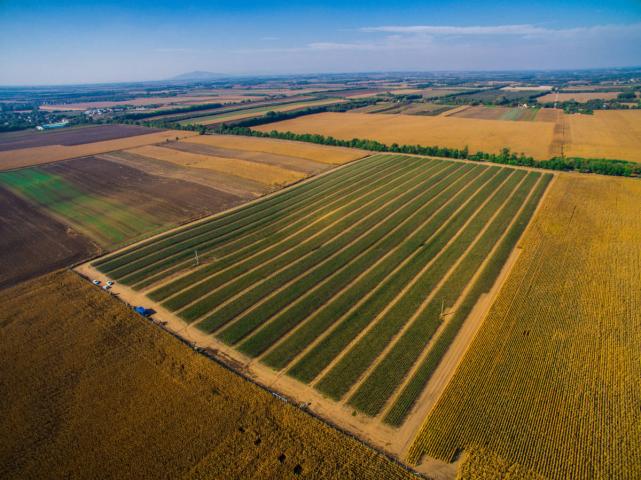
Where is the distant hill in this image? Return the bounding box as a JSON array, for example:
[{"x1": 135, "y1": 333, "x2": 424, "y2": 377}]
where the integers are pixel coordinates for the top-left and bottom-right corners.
[{"x1": 170, "y1": 71, "x2": 228, "y2": 81}]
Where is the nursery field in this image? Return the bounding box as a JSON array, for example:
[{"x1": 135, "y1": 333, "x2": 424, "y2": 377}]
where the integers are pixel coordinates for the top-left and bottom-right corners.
[
  {"x1": 255, "y1": 112, "x2": 556, "y2": 159},
  {"x1": 409, "y1": 173, "x2": 641, "y2": 479},
  {"x1": 89, "y1": 153, "x2": 551, "y2": 449},
  {"x1": 537, "y1": 91, "x2": 622, "y2": 103},
  {"x1": 0, "y1": 270, "x2": 418, "y2": 480},
  {"x1": 449, "y1": 105, "x2": 545, "y2": 122}
]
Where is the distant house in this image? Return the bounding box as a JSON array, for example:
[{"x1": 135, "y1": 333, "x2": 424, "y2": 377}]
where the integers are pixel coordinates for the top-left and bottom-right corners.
[{"x1": 37, "y1": 119, "x2": 69, "y2": 130}]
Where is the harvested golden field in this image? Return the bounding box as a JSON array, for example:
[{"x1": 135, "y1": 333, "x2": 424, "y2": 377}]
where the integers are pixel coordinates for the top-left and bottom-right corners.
[
  {"x1": 564, "y1": 110, "x2": 641, "y2": 162},
  {"x1": 255, "y1": 112, "x2": 556, "y2": 159},
  {"x1": 186, "y1": 134, "x2": 368, "y2": 164},
  {"x1": 128, "y1": 144, "x2": 304, "y2": 186},
  {"x1": 409, "y1": 174, "x2": 641, "y2": 479},
  {"x1": 0, "y1": 271, "x2": 418, "y2": 480},
  {"x1": 0, "y1": 130, "x2": 197, "y2": 170},
  {"x1": 537, "y1": 91, "x2": 622, "y2": 103}
]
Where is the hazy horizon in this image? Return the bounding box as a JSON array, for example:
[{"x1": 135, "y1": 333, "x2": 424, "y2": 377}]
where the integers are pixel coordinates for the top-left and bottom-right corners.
[{"x1": 2, "y1": 0, "x2": 641, "y2": 86}]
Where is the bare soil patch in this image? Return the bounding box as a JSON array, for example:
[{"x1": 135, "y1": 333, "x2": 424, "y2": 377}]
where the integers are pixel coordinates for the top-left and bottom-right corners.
[
  {"x1": 0, "y1": 185, "x2": 100, "y2": 290},
  {"x1": 0, "y1": 124, "x2": 162, "y2": 152}
]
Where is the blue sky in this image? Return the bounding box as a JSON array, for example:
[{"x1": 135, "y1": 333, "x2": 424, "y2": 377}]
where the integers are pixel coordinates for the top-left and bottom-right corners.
[{"x1": 1, "y1": 0, "x2": 641, "y2": 85}]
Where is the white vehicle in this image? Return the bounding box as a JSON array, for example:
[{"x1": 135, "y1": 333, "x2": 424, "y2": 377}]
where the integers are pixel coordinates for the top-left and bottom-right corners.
[
  {"x1": 102, "y1": 285, "x2": 111, "y2": 290},
  {"x1": 92, "y1": 280, "x2": 100, "y2": 285},
  {"x1": 106, "y1": 281, "x2": 114, "y2": 286}
]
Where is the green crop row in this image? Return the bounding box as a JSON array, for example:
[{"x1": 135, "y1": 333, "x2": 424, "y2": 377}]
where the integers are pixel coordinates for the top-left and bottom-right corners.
[
  {"x1": 137, "y1": 156, "x2": 408, "y2": 292},
  {"x1": 94, "y1": 153, "x2": 389, "y2": 272},
  {"x1": 238, "y1": 162, "x2": 468, "y2": 358},
  {"x1": 261, "y1": 164, "x2": 482, "y2": 371},
  {"x1": 315, "y1": 169, "x2": 517, "y2": 400},
  {"x1": 162, "y1": 157, "x2": 426, "y2": 314},
  {"x1": 143, "y1": 155, "x2": 413, "y2": 299},
  {"x1": 113, "y1": 155, "x2": 406, "y2": 285},
  {"x1": 286, "y1": 166, "x2": 500, "y2": 385},
  {"x1": 219, "y1": 161, "x2": 459, "y2": 347},
  {"x1": 188, "y1": 157, "x2": 435, "y2": 331},
  {"x1": 383, "y1": 173, "x2": 552, "y2": 426},
  {"x1": 348, "y1": 171, "x2": 538, "y2": 416}
]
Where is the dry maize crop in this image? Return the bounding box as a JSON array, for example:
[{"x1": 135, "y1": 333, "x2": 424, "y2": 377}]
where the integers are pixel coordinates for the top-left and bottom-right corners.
[{"x1": 409, "y1": 173, "x2": 641, "y2": 479}]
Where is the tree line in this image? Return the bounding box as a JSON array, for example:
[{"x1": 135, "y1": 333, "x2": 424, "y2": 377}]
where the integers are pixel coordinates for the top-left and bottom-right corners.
[{"x1": 214, "y1": 125, "x2": 641, "y2": 178}]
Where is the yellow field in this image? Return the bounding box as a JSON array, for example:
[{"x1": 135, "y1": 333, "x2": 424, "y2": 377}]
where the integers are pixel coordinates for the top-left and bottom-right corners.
[
  {"x1": 0, "y1": 130, "x2": 198, "y2": 171},
  {"x1": 0, "y1": 271, "x2": 417, "y2": 479},
  {"x1": 564, "y1": 110, "x2": 641, "y2": 162},
  {"x1": 537, "y1": 92, "x2": 622, "y2": 103},
  {"x1": 128, "y1": 144, "x2": 304, "y2": 186},
  {"x1": 255, "y1": 112, "x2": 556, "y2": 159},
  {"x1": 187, "y1": 133, "x2": 368, "y2": 164},
  {"x1": 39, "y1": 95, "x2": 256, "y2": 111},
  {"x1": 408, "y1": 173, "x2": 641, "y2": 479}
]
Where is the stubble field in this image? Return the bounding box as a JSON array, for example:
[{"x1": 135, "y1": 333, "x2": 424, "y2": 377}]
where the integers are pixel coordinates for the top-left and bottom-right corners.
[
  {"x1": 255, "y1": 112, "x2": 556, "y2": 159},
  {"x1": 0, "y1": 270, "x2": 418, "y2": 480}
]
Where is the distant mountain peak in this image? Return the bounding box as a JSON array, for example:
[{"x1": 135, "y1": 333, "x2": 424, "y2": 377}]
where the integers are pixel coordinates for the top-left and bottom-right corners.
[{"x1": 170, "y1": 71, "x2": 227, "y2": 81}]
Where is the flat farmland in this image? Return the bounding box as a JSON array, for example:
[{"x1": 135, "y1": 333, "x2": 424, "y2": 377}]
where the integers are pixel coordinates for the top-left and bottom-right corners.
[
  {"x1": 409, "y1": 173, "x2": 641, "y2": 479},
  {"x1": 537, "y1": 91, "x2": 622, "y2": 103},
  {"x1": 449, "y1": 105, "x2": 544, "y2": 122},
  {"x1": 0, "y1": 185, "x2": 100, "y2": 290},
  {"x1": 179, "y1": 98, "x2": 346, "y2": 126},
  {"x1": 0, "y1": 128, "x2": 197, "y2": 170},
  {"x1": 82, "y1": 153, "x2": 552, "y2": 461},
  {"x1": 563, "y1": 110, "x2": 641, "y2": 162},
  {"x1": 183, "y1": 134, "x2": 368, "y2": 165},
  {"x1": 0, "y1": 156, "x2": 242, "y2": 249},
  {"x1": 39, "y1": 94, "x2": 257, "y2": 111},
  {"x1": 0, "y1": 270, "x2": 418, "y2": 480},
  {"x1": 0, "y1": 124, "x2": 160, "y2": 151},
  {"x1": 255, "y1": 112, "x2": 556, "y2": 159}
]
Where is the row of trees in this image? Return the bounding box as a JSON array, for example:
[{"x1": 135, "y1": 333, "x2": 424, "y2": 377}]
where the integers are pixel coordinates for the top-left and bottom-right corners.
[{"x1": 215, "y1": 125, "x2": 641, "y2": 177}]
